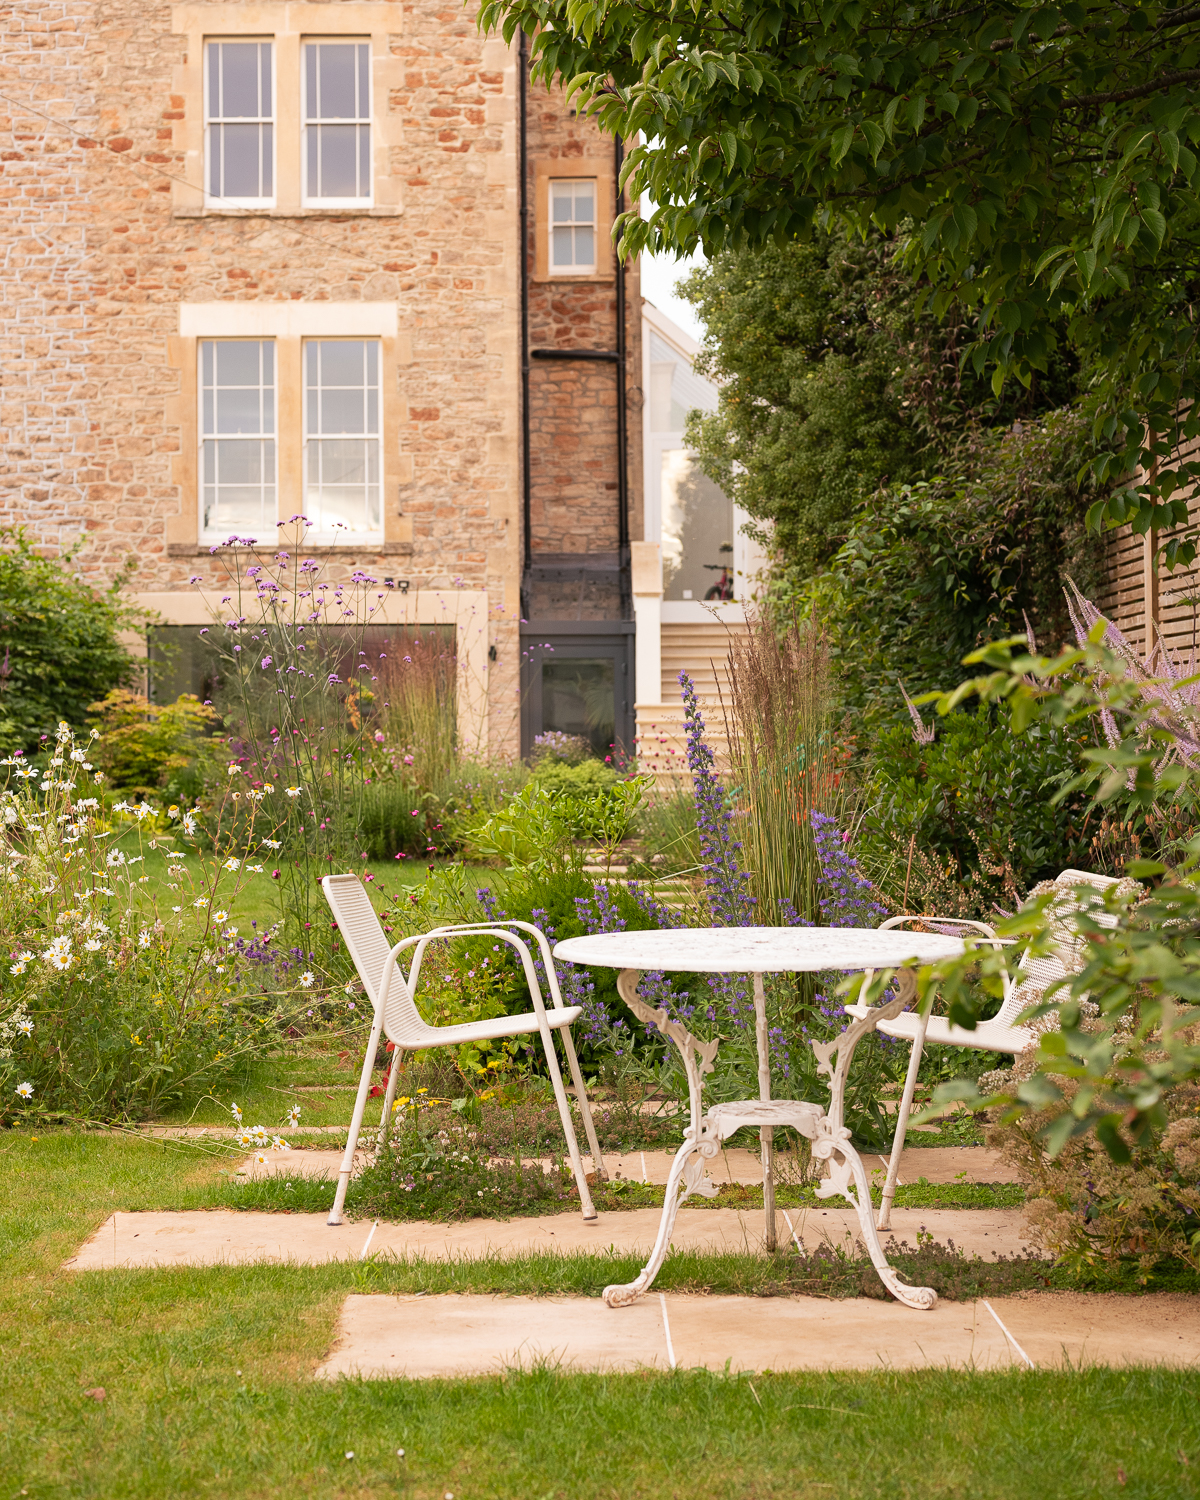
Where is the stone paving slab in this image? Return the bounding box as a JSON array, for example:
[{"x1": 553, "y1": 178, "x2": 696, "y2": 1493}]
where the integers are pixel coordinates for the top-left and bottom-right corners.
[
  {"x1": 66, "y1": 1203, "x2": 1040, "y2": 1272},
  {"x1": 315, "y1": 1291, "x2": 1200, "y2": 1379},
  {"x1": 236, "y1": 1143, "x2": 1017, "y2": 1186}
]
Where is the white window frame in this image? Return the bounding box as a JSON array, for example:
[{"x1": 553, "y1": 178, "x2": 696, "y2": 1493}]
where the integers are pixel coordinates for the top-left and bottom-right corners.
[
  {"x1": 301, "y1": 38, "x2": 373, "y2": 209},
  {"x1": 204, "y1": 38, "x2": 276, "y2": 209},
  {"x1": 198, "y1": 339, "x2": 278, "y2": 540},
  {"x1": 302, "y1": 338, "x2": 384, "y2": 538},
  {"x1": 548, "y1": 177, "x2": 597, "y2": 275}
]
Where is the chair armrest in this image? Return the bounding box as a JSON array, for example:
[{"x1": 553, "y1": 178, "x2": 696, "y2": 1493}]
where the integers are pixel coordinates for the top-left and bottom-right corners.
[{"x1": 415, "y1": 921, "x2": 571, "y2": 1010}]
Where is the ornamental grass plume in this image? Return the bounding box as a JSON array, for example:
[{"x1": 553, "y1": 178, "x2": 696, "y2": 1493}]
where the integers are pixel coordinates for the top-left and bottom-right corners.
[{"x1": 721, "y1": 615, "x2": 848, "y2": 927}]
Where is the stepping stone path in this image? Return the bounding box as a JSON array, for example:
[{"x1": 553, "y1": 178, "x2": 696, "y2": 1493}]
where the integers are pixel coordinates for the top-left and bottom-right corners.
[
  {"x1": 316, "y1": 1291, "x2": 1200, "y2": 1378},
  {"x1": 69, "y1": 1203, "x2": 1038, "y2": 1270}
]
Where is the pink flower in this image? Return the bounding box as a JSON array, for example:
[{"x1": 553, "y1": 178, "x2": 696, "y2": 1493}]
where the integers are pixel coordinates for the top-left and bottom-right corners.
[{"x1": 261, "y1": 656, "x2": 273, "y2": 669}]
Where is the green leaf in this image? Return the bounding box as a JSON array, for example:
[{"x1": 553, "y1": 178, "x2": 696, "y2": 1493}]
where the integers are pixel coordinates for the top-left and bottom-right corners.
[
  {"x1": 829, "y1": 123, "x2": 855, "y2": 166},
  {"x1": 1033, "y1": 244, "x2": 1069, "y2": 277},
  {"x1": 1096, "y1": 1119, "x2": 1132, "y2": 1164},
  {"x1": 1141, "y1": 207, "x2": 1167, "y2": 246},
  {"x1": 860, "y1": 119, "x2": 885, "y2": 162}
]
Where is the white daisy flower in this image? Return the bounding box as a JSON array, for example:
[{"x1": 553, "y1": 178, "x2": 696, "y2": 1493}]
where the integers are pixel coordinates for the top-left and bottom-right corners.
[
  {"x1": 212, "y1": 910, "x2": 229, "y2": 924},
  {"x1": 83, "y1": 938, "x2": 102, "y2": 953},
  {"x1": 285, "y1": 786, "x2": 302, "y2": 799},
  {"x1": 15, "y1": 1081, "x2": 33, "y2": 1099},
  {"x1": 223, "y1": 857, "x2": 241, "y2": 872},
  {"x1": 299, "y1": 971, "x2": 315, "y2": 988}
]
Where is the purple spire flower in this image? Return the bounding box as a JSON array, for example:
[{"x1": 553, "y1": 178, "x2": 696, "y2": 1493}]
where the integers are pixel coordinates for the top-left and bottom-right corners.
[
  {"x1": 680, "y1": 670, "x2": 754, "y2": 926},
  {"x1": 810, "y1": 809, "x2": 887, "y2": 927}
]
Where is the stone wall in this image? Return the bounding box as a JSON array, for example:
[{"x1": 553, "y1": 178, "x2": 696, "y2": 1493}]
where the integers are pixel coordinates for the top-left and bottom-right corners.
[{"x1": 7, "y1": 7, "x2": 493, "y2": 752}]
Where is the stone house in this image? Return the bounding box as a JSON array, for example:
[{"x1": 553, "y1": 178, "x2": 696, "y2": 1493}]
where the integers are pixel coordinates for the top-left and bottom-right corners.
[{"x1": 1, "y1": 1, "x2": 757, "y2": 762}]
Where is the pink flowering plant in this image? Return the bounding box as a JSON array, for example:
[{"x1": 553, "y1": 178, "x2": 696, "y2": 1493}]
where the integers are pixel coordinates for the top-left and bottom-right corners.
[{"x1": 0, "y1": 719, "x2": 323, "y2": 1123}]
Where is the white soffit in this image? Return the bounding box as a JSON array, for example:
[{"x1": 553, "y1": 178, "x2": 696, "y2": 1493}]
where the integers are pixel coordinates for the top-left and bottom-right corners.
[{"x1": 179, "y1": 303, "x2": 399, "y2": 338}]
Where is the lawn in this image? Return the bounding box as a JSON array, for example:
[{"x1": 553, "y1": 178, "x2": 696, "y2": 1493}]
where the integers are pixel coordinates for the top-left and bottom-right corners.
[
  {"x1": 2, "y1": 1133, "x2": 1197, "y2": 1499},
  {"x1": 116, "y1": 846, "x2": 496, "y2": 930}
]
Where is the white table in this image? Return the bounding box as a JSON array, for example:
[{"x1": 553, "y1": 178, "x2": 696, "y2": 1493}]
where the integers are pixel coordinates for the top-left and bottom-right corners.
[{"x1": 553, "y1": 926, "x2": 964, "y2": 1310}]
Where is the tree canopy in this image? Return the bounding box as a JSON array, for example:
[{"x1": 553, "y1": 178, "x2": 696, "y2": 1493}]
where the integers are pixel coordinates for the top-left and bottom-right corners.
[
  {"x1": 481, "y1": 0, "x2": 1200, "y2": 557},
  {"x1": 679, "y1": 225, "x2": 1080, "y2": 570}
]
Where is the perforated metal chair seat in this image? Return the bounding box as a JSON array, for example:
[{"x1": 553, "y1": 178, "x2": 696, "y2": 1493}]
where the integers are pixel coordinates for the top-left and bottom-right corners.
[
  {"x1": 874, "y1": 1011, "x2": 1034, "y2": 1053},
  {"x1": 385, "y1": 1004, "x2": 582, "y2": 1050}
]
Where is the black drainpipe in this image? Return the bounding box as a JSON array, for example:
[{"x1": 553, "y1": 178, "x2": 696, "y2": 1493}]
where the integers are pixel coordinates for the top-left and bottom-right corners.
[
  {"x1": 518, "y1": 29, "x2": 532, "y2": 620},
  {"x1": 614, "y1": 133, "x2": 630, "y2": 619}
]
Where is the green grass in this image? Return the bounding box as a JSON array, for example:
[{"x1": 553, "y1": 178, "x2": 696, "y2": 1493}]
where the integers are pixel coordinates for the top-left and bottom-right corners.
[
  {"x1": 231, "y1": 1167, "x2": 1027, "y2": 1221},
  {"x1": 117, "y1": 847, "x2": 494, "y2": 928},
  {"x1": 2, "y1": 1133, "x2": 1199, "y2": 1498}
]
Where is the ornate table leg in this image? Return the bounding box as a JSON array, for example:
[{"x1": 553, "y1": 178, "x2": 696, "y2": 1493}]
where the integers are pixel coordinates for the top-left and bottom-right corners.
[
  {"x1": 813, "y1": 1122, "x2": 937, "y2": 1310},
  {"x1": 603, "y1": 1129, "x2": 719, "y2": 1307},
  {"x1": 810, "y1": 968, "x2": 937, "y2": 1308},
  {"x1": 752, "y1": 972, "x2": 775, "y2": 1252}
]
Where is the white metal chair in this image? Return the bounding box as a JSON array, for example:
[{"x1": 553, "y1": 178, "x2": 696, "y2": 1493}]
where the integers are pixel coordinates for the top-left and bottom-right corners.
[
  {"x1": 321, "y1": 874, "x2": 607, "y2": 1226},
  {"x1": 848, "y1": 868, "x2": 1124, "y2": 1229}
]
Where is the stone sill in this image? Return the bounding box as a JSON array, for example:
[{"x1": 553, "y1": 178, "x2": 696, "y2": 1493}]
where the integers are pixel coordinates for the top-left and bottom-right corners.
[
  {"x1": 173, "y1": 206, "x2": 402, "y2": 219},
  {"x1": 169, "y1": 541, "x2": 414, "y2": 558}
]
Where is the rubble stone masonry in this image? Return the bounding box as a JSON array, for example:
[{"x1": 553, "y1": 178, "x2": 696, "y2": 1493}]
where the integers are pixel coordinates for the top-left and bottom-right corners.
[{"x1": 0, "y1": 0, "x2": 639, "y2": 751}]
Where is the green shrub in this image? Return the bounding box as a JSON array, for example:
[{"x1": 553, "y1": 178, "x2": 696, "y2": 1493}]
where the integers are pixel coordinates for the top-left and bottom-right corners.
[
  {"x1": 87, "y1": 689, "x2": 218, "y2": 803},
  {"x1": 530, "y1": 758, "x2": 618, "y2": 799},
  {"x1": 0, "y1": 529, "x2": 140, "y2": 754},
  {"x1": 858, "y1": 710, "x2": 1094, "y2": 912}
]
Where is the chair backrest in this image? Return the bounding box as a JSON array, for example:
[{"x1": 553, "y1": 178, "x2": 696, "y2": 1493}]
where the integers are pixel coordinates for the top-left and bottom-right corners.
[
  {"x1": 320, "y1": 874, "x2": 424, "y2": 1038},
  {"x1": 996, "y1": 867, "x2": 1125, "y2": 1027}
]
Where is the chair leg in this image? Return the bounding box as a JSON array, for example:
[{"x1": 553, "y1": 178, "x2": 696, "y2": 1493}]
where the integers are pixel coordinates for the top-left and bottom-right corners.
[
  {"x1": 328, "y1": 1010, "x2": 385, "y2": 1227},
  {"x1": 559, "y1": 1027, "x2": 607, "y2": 1180},
  {"x1": 377, "y1": 1046, "x2": 404, "y2": 1151},
  {"x1": 878, "y1": 1028, "x2": 926, "y2": 1232},
  {"x1": 540, "y1": 1026, "x2": 598, "y2": 1221}
]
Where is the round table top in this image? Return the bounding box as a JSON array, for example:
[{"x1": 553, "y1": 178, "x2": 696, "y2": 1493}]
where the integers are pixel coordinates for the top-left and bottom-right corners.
[{"x1": 552, "y1": 925, "x2": 965, "y2": 974}]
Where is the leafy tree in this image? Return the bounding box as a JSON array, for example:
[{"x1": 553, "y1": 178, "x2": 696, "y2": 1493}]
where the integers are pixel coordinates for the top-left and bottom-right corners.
[
  {"x1": 801, "y1": 406, "x2": 1106, "y2": 721},
  {"x1": 482, "y1": 0, "x2": 1200, "y2": 557},
  {"x1": 681, "y1": 225, "x2": 1079, "y2": 572},
  {"x1": 681, "y1": 232, "x2": 919, "y2": 570},
  {"x1": 0, "y1": 530, "x2": 140, "y2": 754}
]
